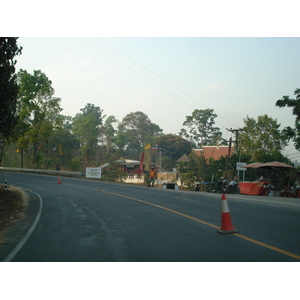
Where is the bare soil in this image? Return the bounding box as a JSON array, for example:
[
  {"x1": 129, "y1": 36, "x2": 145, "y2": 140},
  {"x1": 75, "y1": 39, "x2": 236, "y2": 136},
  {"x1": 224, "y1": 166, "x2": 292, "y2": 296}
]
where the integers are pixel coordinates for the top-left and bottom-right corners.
[{"x1": 0, "y1": 186, "x2": 26, "y2": 233}]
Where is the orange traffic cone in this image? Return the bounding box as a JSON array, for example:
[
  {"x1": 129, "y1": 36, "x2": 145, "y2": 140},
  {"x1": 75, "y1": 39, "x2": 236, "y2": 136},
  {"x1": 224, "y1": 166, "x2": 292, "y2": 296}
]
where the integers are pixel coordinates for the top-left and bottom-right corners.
[
  {"x1": 57, "y1": 175, "x2": 62, "y2": 184},
  {"x1": 217, "y1": 193, "x2": 238, "y2": 234}
]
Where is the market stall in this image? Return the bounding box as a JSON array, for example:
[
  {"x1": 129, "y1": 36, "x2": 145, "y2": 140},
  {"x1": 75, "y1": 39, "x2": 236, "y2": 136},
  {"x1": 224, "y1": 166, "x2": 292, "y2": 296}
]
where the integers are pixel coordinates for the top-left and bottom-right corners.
[
  {"x1": 240, "y1": 161, "x2": 295, "y2": 196},
  {"x1": 239, "y1": 181, "x2": 273, "y2": 196}
]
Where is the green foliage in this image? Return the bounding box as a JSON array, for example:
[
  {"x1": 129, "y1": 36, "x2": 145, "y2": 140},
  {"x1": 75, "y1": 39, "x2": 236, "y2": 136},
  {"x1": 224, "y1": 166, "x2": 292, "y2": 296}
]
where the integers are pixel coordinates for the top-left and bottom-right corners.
[
  {"x1": 189, "y1": 153, "x2": 220, "y2": 182},
  {"x1": 179, "y1": 108, "x2": 226, "y2": 147},
  {"x1": 72, "y1": 103, "x2": 105, "y2": 165},
  {"x1": 72, "y1": 103, "x2": 104, "y2": 145},
  {"x1": 0, "y1": 38, "x2": 22, "y2": 139},
  {"x1": 276, "y1": 88, "x2": 300, "y2": 150},
  {"x1": 1, "y1": 143, "x2": 19, "y2": 167},
  {"x1": 116, "y1": 111, "x2": 162, "y2": 160},
  {"x1": 178, "y1": 170, "x2": 196, "y2": 190},
  {"x1": 114, "y1": 130, "x2": 127, "y2": 159},
  {"x1": 161, "y1": 156, "x2": 173, "y2": 171},
  {"x1": 14, "y1": 69, "x2": 63, "y2": 168},
  {"x1": 80, "y1": 103, "x2": 105, "y2": 119},
  {"x1": 239, "y1": 114, "x2": 287, "y2": 162},
  {"x1": 68, "y1": 157, "x2": 83, "y2": 172},
  {"x1": 47, "y1": 128, "x2": 80, "y2": 170},
  {"x1": 101, "y1": 159, "x2": 128, "y2": 182},
  {"x1": 156, "y1": 134, "x2": 192, "y2": 170},
  {"x1": 177, "y1": 153, "x2": 219, "y2": 190},
  {"x1": 0, "y1": 37, "x2": 22, "y2": 165},
  {"x1": 99, "y1": 115, "x2": 117, "y2": 157},
  {"x1": 240, "y1": 151, "x2": 295, "y2": 189}
]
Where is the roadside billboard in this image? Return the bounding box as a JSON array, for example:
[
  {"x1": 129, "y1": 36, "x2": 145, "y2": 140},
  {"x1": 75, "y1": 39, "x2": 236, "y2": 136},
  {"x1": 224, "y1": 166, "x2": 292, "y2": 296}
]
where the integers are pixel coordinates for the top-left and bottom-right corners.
[{"x1": 86, "y1": 167, "x2": 102, "y2": 179}]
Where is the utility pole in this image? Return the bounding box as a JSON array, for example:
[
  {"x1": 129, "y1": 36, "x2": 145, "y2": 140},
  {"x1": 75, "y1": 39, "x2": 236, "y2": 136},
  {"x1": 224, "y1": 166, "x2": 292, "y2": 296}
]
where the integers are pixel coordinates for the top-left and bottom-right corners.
[
  {"x1": 226, "y1": 128, "x2": 246, "y2": 155},
  {"x1": 159, "y1": 149, "x2": 162, "y2": 171}
]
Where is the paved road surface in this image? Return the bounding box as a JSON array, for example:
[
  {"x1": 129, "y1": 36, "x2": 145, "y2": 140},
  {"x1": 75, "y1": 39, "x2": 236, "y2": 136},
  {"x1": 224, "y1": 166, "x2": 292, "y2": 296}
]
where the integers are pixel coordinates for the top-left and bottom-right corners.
[{"x1": 1, "y1": 172, "x2": 300, "y2": 262}]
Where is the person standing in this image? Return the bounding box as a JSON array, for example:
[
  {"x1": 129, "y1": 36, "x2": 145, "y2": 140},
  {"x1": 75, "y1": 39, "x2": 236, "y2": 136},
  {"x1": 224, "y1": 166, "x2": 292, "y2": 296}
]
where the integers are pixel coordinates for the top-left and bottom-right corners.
[
  {"x1": 218, "y1": 178, "x2": 224, "y2": 193},
  {"x1": 148, "y1": 167, "x2": 156, "y2": 187},
  {"x1": 228, "y1": 179, "x2": 237, "y2": 194}
]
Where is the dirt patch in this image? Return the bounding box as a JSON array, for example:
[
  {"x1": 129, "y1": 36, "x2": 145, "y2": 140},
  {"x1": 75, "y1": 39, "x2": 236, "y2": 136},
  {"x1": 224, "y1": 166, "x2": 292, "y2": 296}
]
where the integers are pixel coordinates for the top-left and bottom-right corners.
[{"x1": 0, "y1": 186, "x2": 27, "y2": 233}]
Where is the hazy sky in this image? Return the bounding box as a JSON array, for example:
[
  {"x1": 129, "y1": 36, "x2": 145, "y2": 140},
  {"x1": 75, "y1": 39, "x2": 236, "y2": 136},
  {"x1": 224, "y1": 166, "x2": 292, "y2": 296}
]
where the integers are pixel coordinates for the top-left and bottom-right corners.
[{"x1": 15, "y1": 37, "x2": 299, "y2": 158}]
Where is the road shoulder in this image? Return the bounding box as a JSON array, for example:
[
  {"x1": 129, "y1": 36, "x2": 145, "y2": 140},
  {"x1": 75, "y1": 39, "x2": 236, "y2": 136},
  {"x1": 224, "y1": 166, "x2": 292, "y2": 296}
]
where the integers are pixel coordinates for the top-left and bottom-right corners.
[{"x1": 0, "y1": 188, "x2": 41, "y2": 261}]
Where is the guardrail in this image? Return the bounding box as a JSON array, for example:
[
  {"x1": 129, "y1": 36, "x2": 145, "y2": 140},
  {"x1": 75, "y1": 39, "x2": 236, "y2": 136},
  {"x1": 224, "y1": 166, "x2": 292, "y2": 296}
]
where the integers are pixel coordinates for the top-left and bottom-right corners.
[{"x1": 0, "y1": 167, "x2": 82, "y2": 176}]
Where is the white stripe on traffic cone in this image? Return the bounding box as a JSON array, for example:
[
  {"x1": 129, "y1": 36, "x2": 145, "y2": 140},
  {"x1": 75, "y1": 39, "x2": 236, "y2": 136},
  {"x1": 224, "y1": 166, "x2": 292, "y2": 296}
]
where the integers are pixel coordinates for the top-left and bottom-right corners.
[{"x1": 217, "y1": 193, "x2": 239, "y2": 234}]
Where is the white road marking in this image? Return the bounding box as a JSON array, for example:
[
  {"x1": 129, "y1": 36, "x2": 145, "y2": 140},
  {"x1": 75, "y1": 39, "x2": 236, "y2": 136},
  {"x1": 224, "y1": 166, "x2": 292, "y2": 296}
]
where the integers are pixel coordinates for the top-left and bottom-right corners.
[{"x1": 3, "y1": 189, "x2": 43, "y2": 262}]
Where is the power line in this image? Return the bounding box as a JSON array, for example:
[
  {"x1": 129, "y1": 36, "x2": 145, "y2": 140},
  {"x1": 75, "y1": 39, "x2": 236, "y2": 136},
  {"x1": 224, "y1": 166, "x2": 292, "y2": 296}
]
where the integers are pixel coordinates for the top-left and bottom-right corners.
[
  {"x1": 80, "y1": 38, "x2": 296, "y2": 157},
  {"x1": 81, "y1": 37, "x2": 194, "y2": 110},
  {"x1": 81, "y1": 37, "x2": 240, "y2": 132},
  {"x1": 97, "y1": 37, "x2": 239, "y2": 129},
  {"x1": 226, "y1": 128, "x2": 246, "y2": 155}
]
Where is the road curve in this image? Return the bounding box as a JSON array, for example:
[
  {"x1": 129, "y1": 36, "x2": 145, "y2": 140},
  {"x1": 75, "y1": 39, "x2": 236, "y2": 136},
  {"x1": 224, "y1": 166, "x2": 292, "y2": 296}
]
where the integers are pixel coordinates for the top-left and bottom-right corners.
[{"x1": 1, "y1": 172, "x2": 300, "y2": 262}]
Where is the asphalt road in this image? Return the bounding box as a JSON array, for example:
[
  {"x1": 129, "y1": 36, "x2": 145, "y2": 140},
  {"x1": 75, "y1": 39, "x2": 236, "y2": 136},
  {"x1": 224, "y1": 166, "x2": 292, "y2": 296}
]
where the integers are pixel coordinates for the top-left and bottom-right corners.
[{"x1": 1, "y1": 172, "x2": 300, "y2": 262}]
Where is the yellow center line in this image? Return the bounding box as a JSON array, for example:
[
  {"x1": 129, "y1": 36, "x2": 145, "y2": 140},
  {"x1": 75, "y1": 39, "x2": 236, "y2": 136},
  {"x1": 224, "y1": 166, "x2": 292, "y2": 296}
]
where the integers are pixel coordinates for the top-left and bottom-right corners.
[
  {"x1": 233, "y1": 234, "x2": 300, "y2": 260},
  {"x1": 20, "y1": 178, "x2": 300, "y2": 261},
  {"x1": 106, "y1": 190, "x2": 220, "y2": 228},
  {"x1": 63, "y1": 183, "x2": 300, "y2": 261}
]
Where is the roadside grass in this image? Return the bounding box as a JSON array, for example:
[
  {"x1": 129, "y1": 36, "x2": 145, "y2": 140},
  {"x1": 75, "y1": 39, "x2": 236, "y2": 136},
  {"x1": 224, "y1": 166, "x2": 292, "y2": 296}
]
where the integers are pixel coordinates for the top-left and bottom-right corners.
[{"x1": 0, "y1": 186, "x2": 26, "y2": 233}]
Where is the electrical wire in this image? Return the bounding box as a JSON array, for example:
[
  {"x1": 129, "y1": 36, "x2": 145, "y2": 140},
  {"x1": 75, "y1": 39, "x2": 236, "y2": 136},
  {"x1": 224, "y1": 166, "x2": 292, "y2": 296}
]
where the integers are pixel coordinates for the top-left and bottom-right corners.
[
  {"x1": 81, "y1": 37, "x2": 296, "y2": 155},
  {"x1": 81, "y1": 37, "x2": 194, "y2": 110},
  {"x1": 97, "y1": 37, "x2": 238, "y2": 128},
  {"x1": 81, "y1": 37, "x2": 240, "y2": 132}
]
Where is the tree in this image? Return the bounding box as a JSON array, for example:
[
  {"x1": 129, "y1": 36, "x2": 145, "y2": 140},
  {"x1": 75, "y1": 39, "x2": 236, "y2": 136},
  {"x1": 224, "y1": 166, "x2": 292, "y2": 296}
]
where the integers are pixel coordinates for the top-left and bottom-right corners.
[
  {"x1": 239, "y1": 114, "x2": 288, "y2": 162},
  {"x1": 179, "y1": 108, "x2": 226, "y2": 147},
  {"x1": 15, "y1": 69, "x2": 63, "y2": 168},
  {"x1": 155, "y1": 134, "x2": 192, "y2": 170},
  {"x1": 116, "y1": 111, "x2": 162, "y2": 160},
  {"x1": 47, "y1": 127, "x2": 80, "y2": 170},
  {"x1": 72, "y1": 103, "x2": 105, "y2": 166},
  {"x1": 276, "y1": 88, "x2": 300, "y2": 150},
  {"x1": 0, "y1": 37, "x2": 22, "y2": 165},
  {"x1": 99, "y1": 115, "x2": 117, "y2": 157},
  {"x1": 114, "y1": 129, "x2": 127, "y2": 159},
  {"x1": 80, "y1": 103, "x2": 105, "y2": 120}
]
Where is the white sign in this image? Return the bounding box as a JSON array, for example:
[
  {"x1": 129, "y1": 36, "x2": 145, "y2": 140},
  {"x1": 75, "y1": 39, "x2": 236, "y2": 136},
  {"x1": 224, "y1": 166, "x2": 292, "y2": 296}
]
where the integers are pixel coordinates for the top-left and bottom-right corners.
[
  {"x1": 236, "y1": 162, "x2": 247, "y2": 171},
  {"x1": 86, "y1": 167, "x2": 102, "y2": 179}
]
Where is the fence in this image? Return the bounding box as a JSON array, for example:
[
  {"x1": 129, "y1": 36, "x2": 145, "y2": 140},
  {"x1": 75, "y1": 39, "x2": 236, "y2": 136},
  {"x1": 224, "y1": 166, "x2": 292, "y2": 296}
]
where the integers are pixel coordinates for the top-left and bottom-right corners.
[{"x1": 0, "y1": 167, "x2": 82, "y2": 177}]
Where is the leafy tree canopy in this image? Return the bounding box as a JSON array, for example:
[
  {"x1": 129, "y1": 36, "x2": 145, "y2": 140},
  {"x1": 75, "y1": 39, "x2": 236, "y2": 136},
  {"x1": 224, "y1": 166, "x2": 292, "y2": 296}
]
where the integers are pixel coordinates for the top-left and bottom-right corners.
[
  {"x1": 16, "y1": 69, "x2": 62, "y2": 123},
  {"x1": 276, "y1": 88, "x2": 300, "y2": 150},
  {"x1": 47, "y1": 127, "x2": 80, "y2": 170},
  {"x1": 179, "y1": 108, "x2": 226, "y2": 147},
  {"x1": 239, "y1": 114, "x2": 288, "y2": 162},
  {"x1": 156, "y1": 134, "x2": 192, "y2": 170},
  {"x1": 0, "y1": 37, "x2": 22, "y2": 142},
  {"x1": 80, "y1": 102, "x2": 105, "y2": 123},
  {"x1": 14, "y1": 69, "x2": 63, "y2": 168},
  {"x1": 72, "y1": 103, "x2": 105, "y2": 148},
  {"x1": 99, "y1": 115, "x2": 118, "y2": 157},
  {"x1": 116, "y1": 111, "x2": 162, "y2": 159}
]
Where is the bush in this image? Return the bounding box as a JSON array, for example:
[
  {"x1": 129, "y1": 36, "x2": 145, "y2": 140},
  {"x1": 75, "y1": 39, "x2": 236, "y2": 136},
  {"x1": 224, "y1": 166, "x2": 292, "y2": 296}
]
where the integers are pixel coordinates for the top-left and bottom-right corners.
[{"x1": 102, "y1": 169, "x2": 128, "y2": 182}]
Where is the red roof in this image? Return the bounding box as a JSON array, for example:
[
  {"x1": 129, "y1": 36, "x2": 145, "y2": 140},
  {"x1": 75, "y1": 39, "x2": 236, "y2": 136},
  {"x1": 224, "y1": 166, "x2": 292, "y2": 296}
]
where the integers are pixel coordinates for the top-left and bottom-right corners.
[{"x1": 194, "y1": 146, "x2": 233, "y2": 160}]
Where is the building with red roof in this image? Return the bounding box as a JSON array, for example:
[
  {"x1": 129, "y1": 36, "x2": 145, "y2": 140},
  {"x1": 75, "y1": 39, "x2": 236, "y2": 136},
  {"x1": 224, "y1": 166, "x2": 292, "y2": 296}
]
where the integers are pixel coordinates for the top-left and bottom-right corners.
[{"x1": 193, "y1": 146, "x2": 233, "y2": 160}]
